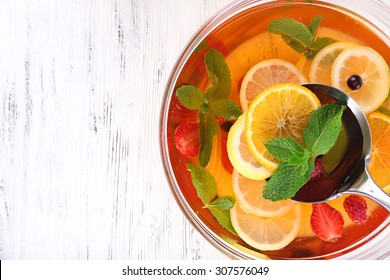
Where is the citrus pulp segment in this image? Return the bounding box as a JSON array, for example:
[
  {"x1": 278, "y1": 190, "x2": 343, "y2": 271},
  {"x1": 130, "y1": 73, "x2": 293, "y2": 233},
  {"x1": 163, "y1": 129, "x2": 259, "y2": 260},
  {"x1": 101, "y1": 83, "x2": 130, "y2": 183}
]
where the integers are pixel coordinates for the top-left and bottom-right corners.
[
  {"x1": 227, "y1": 112, "x2": 273, "y2": 180},
  {"x1": 245, "y1": 83, "x2": 321, "y2": 171},
  {"x1": 239, "y1": 59, "x2": 308, "y2": 111},
  {"x1": 232, "y1": 169, "x2": 294, "y2": 217},
  {"x1": 367, "y1": 112, "x2": 390, "y2": 188},
  {"x1": 309, "y1": 41, "x2": 358, "y2": 84},
  {"x1": 331, "y1": 46, "x2": 390, "y2": 113},
  {"x1": 230, "y1": 203, "x2": 301, "y2": 251}
]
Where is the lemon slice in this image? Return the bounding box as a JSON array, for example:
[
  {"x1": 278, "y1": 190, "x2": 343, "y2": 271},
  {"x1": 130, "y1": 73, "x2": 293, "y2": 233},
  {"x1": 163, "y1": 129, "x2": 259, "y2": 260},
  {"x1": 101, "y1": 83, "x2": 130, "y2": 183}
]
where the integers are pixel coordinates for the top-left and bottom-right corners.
[
  {"x1": 239, "y1": 59, "x2": 308, "y2": 111},
  {"x1": 227, "y1": 112, "x2": 273, "y2": 180},
  {"x1": 383, "y1": 185, "x2": 390, "y2": 193},
  {"x1": 331, "y1": 46, "x2": 390, "y2": 113},
  {"x1": 245, "y1": 83, "x2": 321, "y2": 171},
  {"x1": 232, "y1": 169, "x2": 294, "y2": 217},
  {"x1": 367, "y1": 112, "x2": 390, "y2": 188},
  {"x1": 309, "y1": 41, "x2": 359, "y2": 84},
  {"x1": 230, "y1": 203, "x2": 301, "y2": 251}
]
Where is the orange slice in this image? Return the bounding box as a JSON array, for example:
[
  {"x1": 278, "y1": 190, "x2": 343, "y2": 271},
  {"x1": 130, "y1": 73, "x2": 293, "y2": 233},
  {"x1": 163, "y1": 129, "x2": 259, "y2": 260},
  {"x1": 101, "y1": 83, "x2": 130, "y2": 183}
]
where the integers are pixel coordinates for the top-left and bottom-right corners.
[
  {"x1": 232, "y1": 169, "x2": 294, "y2": 217},
  {"x1": 296, "y1": 55, "x2": 311, "y2": 81},
  {"x1": 227, "y1": 112, "x2": 273, "y2": 180},
  {"x1": 230, "y1": 203, "x2": 301, "y2": 251},
  {"x1": 331, "y1": 46, "x2": 390, "y2": 113},
  {"x1": 367, "y1": 112, "x2": 390, "y2": 188},
  {"x1": 239, "y1": 59, "x2": 308, "y2": 111},
  {"x1": 205, "y1": 132, "x2": 234, "y2": 197},
  {"x1": 245, "y1": 83, "x2": 321, "y2": 171}
]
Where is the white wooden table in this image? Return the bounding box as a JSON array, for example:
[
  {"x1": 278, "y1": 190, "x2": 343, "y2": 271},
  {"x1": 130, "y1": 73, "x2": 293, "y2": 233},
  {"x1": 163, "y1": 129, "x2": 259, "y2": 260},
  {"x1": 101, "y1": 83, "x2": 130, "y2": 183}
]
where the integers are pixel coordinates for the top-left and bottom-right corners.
[
  {"x1": 1, "y1": 0, "x2": 390, "y2": 260},
  {"x1": 0, "y1": 0, "x2": 232, "y2": 260}
]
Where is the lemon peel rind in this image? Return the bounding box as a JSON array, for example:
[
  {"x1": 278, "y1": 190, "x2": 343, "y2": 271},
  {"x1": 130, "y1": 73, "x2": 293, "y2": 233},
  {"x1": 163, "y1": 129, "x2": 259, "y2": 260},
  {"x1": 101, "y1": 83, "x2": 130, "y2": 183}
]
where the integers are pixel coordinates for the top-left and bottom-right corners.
[{"x1": 230, "y1": 203, "x2": 302, "y2": 251}]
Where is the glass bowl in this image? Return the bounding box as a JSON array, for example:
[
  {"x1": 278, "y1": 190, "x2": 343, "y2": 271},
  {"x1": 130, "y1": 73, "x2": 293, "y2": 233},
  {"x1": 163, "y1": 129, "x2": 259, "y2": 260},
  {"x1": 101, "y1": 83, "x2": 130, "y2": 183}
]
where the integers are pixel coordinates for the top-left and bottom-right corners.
[{"x1": 160, "y1": 0, "x2": 390, "y2": 259}]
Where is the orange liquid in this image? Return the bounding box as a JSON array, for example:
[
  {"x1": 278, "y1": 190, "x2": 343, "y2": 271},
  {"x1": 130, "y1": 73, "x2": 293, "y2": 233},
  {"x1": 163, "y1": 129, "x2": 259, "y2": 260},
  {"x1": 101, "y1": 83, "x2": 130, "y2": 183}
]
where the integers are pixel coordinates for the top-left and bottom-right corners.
[{"x1": 167, "y1": 1, "x2": 389, "y2": 259}]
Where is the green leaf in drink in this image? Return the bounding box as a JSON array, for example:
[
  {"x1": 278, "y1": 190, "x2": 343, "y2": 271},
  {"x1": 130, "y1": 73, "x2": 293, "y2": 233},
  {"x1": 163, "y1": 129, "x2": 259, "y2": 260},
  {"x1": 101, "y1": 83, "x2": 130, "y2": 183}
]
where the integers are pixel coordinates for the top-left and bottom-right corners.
[
  {"x1": 186, "y1": 164, "x2": 217, "y2": 205},
  {"x1": 198, "y1": 111, "x2": 219, "y2": 167},
  {"x1": 209, "y1": 99, "x2": 242, "y2": 121},
  {"x1": 264, "y1": 137, "x2": 307, "y2": 162},
  {"x1": 263, "y1": 103, "x2": 346, "y2": 201},
  {"x1": 204, "y1": 48, "x2": 231, "y2": 101},
  {"x1": 303, "y1": 104, "x2": 346, "y2": 157},
  {"x1": 176, "y1": 85, "x2": 205, "y2": 110},
  {"x1": 267, "y1": 16, "x2": 338, "y2": 60},
  {"x1": 267, "y1": 17, "x2": 313, "y2": 49},
  {"x1": 205, "y1": 196, "x2": 237, "y2": 235},
  {"x1": 263, "y1": 161, "x2": 313, "y2": 201}
]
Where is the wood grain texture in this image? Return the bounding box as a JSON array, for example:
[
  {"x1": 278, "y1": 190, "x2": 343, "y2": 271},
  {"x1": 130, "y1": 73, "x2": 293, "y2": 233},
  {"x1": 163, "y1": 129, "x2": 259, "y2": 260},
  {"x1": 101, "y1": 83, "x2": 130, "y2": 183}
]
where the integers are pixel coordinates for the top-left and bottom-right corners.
[
  {"x1": 2, "y1": 0, "x2": 390, "y2": 261},
  {"x1": 0, "y1": 0, "x2": 231, "y2": 259}
]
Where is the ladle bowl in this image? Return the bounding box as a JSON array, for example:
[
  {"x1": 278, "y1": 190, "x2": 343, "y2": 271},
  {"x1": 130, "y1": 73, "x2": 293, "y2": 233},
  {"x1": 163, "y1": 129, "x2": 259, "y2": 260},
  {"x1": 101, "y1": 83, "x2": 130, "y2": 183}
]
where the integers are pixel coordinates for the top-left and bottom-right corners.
[{"x1": 292, "y1": 84, "x2": 390, "y2": 211}]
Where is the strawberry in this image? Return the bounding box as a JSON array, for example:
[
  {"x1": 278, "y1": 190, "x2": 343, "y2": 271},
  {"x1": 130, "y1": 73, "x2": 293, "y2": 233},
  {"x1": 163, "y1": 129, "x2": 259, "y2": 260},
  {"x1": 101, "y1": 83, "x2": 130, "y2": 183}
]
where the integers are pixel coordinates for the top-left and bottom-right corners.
[
  {"x1": 310, "y1": 203, "x2": 344, "y2": 242},
  {"x1": 174, "y1": 122, "x2": 200, "y2": 158},
  {"x1": 169, "y1": 95, "x2": 198, "y2": 124},
  {"x1": 343, "y1": 195, "x2": 368, "y2": 225},
  {"x1": 221, "y1": 134, "x2": 233, "y2": 174},
  {"x1": 310, "y1": 158, "x2": 323, "y2": 180}
]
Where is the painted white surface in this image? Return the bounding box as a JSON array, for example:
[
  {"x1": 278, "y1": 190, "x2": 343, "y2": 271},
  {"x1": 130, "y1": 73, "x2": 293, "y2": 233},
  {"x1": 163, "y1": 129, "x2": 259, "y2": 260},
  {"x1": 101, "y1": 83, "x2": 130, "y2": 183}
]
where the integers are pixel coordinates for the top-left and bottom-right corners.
[
  {"x1": 1, "y1": 0, "x2": 389, "y2": 260},
  {"x1": 0, "y1": 0, "x2": 232, "y2": 260}
]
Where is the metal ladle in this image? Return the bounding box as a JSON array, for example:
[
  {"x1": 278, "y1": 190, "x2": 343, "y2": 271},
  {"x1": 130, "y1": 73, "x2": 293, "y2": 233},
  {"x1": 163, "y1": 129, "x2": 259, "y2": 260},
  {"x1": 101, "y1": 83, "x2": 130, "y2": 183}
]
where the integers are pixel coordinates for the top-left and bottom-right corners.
[{"x1": 292, "y1": 84, "x2": 390, "y2": 211}]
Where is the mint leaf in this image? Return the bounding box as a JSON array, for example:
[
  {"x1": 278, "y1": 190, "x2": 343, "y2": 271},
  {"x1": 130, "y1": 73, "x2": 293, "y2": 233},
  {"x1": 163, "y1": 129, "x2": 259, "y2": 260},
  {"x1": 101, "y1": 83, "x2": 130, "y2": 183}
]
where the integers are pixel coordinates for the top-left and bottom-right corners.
[
  {"x1": 263, "y1": 161, "x2": 313, "y2": 201},
  {"x1": 307, "y1": 37, "x2": 338, "y2": 59},
  {"x1": 206, "y1": 196, "x2": 236, "y2": 235},
  {"x1": 268, "y1": 16, "x2": 337, "y2": 60},
  {"x1": 291, "y1": 148, "x2": 313, "y2": 176},
  {"x1": 303, "y1": 104, "x2": 346, "y2": 157},
  {"x1": 175, "y1": 49, "x2": 233, "y2": 167},
  {"x1": 194, "y1": 40, "x2": 208, "y2": 53},
  {"x1": 206, "y1": 195, "x2": 235, "y2": 210},
  {"x1": 263, "y1": 103, "x2": 346, "y2": 201},
  {"x1": 307, "y1": 16, "x2": 322, "y2": 37},
  {"x1": 198, "y1": 111, "x2": 219, "y2": 167},
  {"x1": 265, "y1": 137, "x2": 306, "y2": 162},
  {"x1": 176, "y1": 85, "x2": 205, "y2": 110},
  {"x1": 204, "y1": 48, "x2": 231, "y2": 101},
  {"x1": 186, "y1": 164, "x2": 217, "y2": 204},
  {"x1": 210, "y1": 99, "x2": 242, "y2": 121},
  {"x1": 281, "y1": 35, "x2": 307, "y2": 53},
  {"x1": 267, "y1": 18, "x2": 313, "y2": 51}
]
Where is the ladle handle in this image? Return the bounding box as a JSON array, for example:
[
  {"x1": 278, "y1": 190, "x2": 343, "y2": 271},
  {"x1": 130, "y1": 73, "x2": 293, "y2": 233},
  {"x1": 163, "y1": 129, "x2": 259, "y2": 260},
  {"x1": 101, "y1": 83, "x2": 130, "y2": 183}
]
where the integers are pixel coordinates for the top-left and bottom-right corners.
[{"x1": 346, "y1": 167, "x2": 390, "y2": 211}]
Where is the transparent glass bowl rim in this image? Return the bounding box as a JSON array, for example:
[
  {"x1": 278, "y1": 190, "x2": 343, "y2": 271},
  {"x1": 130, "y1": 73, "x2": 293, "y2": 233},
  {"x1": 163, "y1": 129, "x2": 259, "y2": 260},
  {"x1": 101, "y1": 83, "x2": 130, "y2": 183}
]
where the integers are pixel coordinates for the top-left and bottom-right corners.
[{"x1": 160, "y1": 0, "x2": 390, "y2": 259}]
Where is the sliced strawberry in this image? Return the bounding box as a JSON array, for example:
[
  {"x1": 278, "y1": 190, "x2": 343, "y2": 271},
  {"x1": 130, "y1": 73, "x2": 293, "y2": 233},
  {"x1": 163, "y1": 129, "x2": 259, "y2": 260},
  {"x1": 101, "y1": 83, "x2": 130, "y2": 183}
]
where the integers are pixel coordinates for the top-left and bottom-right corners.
[
  {"x1": 169, "y1": 95, "x2": 198, "y2": 124},
  {"x1": 174, "y1": 122, "x2": 200, "y2": 158},
  {"x1": 221, "y1": 134, "x2": 233, "y2": 174},
  {"x1": 310, "y1": 203, "x2": 344, "y2": 242},
  {"x1": 343, "y1": 195, "x2": 368, "y2": 225}
]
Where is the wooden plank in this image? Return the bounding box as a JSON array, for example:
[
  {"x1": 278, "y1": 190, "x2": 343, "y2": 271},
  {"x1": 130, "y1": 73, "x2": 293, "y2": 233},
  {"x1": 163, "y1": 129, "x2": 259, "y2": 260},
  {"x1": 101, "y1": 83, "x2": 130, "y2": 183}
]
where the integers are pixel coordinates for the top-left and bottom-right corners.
[{"x1": 0, "y1": 0, "x2": 231, "y2": 259}]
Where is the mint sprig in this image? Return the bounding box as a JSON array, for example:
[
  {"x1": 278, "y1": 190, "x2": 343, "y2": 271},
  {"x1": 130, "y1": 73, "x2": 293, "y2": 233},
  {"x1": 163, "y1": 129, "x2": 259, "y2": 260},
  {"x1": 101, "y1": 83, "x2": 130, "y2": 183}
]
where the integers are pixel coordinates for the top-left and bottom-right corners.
[
  {"x1": 177, "y1": 49, "x2": 242, "y2": 167},
  {"x1": 263, "y1": 104, "x2": 346, "y2": 201},
  {"x1": 186, "y1": 164, "x2": 236, "y2": 234},
  {"x1": 267, "y1": 16, "x2": 337, "y2": 59}
]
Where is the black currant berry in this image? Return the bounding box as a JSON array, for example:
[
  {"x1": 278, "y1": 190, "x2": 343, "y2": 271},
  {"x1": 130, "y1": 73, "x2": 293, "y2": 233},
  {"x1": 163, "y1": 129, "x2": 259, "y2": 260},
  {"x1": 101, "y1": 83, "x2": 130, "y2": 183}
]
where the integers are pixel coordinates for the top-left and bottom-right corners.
[{"x1": 347, "y1": 75, "x2": 363, "y2": 90}]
